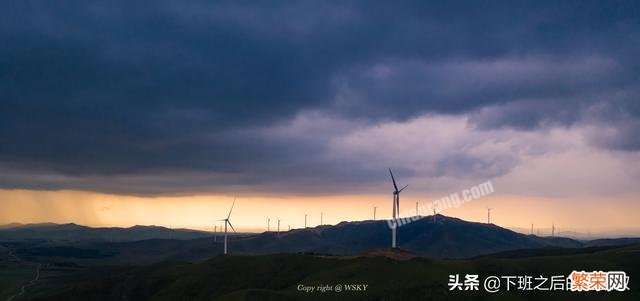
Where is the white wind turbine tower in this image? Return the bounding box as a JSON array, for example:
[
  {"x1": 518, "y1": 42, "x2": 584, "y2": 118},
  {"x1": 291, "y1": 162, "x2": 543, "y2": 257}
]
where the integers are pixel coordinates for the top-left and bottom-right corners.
[
  {"x1": 373, "y1": 206, "x2": 377, "y2": 220},
  {"x1": 277, "y1": 218, "x2": 281, "y2": 235},
  {"x1": 320, "y1": 212, "x2": 323, "y2": 225},
  {"x1": 389, "y1": 168, "x2": 407, "y2": 249},
  {"x1": 304, "y1": 213, "x2": 308, "y2": 228},
  {"x1": 487, "y1": 207, "x2": 493, "y2": 224},
  {"x1": 415, "y1": 201, "x2": 419, "y2": 217},
  {"x1": 267, "y1": 217, "x2": 271, "y2": 232},
  {"x1": 218, "y1": 198, "x2": 237, "y2": 255}
]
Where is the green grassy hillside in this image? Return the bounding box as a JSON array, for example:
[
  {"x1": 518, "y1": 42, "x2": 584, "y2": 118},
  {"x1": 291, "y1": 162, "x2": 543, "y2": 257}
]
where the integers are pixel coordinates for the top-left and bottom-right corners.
[{"x1": 21, "y1": 244, "x2": 639, "y2": 301}]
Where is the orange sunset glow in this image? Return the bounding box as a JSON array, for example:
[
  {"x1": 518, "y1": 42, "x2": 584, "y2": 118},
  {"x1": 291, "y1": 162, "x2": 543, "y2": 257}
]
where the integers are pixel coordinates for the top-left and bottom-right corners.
[{"x1": 2, "y1": 189, "x2": 638, "y2": 235}]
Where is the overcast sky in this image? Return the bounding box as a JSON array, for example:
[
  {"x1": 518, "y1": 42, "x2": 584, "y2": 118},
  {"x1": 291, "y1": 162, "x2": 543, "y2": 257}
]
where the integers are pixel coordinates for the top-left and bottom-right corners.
[{"x1": 1, "y1": 1, "x2": 639, "y2": 202}]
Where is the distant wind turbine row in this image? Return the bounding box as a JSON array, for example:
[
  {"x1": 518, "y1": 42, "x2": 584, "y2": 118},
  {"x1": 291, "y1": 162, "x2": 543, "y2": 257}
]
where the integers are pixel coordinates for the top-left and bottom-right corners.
[
  {"x1": 265, "y1": 211, "x2": 326, "y2": 234},
  {"x1": 216, "y1": 169, "x2": 499, "y2": 254}
]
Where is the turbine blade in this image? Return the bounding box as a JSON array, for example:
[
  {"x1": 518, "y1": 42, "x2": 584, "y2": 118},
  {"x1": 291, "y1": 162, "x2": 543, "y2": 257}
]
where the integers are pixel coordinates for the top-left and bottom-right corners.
[
  {"x1": 398, "y1": 184, "x2": 408, "y2": 193},
  {"x1": 388, "y1": 168, "x2": 398, "y2": 191},
  {"x1": 227, "y1": 198, "x2": 236, "y2": 219},
  {"x1": 227, "y1": 221, "x2": 237, "y2": 233}
]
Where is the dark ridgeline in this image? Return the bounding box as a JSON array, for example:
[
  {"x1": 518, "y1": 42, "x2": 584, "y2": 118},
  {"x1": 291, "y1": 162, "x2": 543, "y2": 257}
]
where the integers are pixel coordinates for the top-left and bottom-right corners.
[{"x1": 3, "y1": 214, "x2": 628, "y2": 263}]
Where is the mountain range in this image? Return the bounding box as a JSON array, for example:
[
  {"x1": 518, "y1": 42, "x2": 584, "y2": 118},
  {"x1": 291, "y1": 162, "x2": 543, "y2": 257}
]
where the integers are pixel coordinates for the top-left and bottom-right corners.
[
  {"x1": 0, "y1": 222, "x2": 213, "y2": 242},
  {"x1": 3, "y1": 215, "x2": 638, "y2": 261}
]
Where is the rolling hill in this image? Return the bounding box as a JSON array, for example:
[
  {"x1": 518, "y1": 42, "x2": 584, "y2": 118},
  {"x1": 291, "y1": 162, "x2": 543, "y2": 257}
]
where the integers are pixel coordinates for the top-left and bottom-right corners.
[
  {"x1": 20, "y1": 244, "x2": 640, "y2": 301},
  {"x1": 183, "y1": 215, "x2": 587, "y2": 258},
  {"x1": 3, "y1": 215, "x2": 638, "y2": 263},
  {"x1": 0, "y1": 223, "x2": 214, "y2": 242}
]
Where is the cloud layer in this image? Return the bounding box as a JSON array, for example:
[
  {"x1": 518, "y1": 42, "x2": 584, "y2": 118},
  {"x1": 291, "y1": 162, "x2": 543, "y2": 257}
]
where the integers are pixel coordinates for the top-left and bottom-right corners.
[{"x1": 1, "y1": 1, "x2": 639, "y2": 196}]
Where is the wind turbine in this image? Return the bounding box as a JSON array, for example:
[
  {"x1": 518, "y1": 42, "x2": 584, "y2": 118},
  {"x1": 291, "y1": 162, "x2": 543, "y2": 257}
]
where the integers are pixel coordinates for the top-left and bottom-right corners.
[
  {"x1": 433, "y1": 207, "x2": 437, "y2": 223},
  {"x1": 277, "y1": 218, "x2": 281, "y2": 235},
  {"x1": 267, "y1": 217, "x2": 271, "y2": 232},
  {"x1": 551, "y1": 223, "x2": 555, "y2": 237},
  {"x1": 389, "y1": 168, "x2": 407, "y2": 249},
  {"x1": 531, "y1": 223, "x2": 534, "y2": 235},
  {"x1": 373, "y1": 206, "x2": 377, "y2": 220},
  {"x1": 218, "y1": 198, "x2": 236, "y2": 255},
  {"x1": 214, "y1": 225, "x2": 217, "y2": 242},
  {"x1": 415, "y1": 201, "x2": 419, "y2": 217},
  {"x1": 487, "y1": 207, "x2": 493, "y2": 224},
  {"x1": 304, "y1": 213, "x2": 308, "y2": 228},
  {"x1": 320, "y1": 212, "x2": 323, "y2": 225}
]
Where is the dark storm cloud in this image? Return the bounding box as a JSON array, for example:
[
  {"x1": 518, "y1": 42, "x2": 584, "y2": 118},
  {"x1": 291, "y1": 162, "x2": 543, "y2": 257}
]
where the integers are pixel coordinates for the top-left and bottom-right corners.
[{"x1": 1, "y1": 0, "x2": 639, "y2": 194}]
